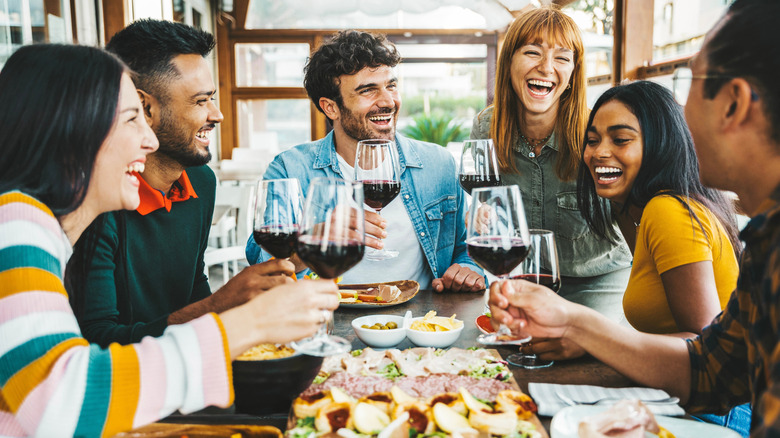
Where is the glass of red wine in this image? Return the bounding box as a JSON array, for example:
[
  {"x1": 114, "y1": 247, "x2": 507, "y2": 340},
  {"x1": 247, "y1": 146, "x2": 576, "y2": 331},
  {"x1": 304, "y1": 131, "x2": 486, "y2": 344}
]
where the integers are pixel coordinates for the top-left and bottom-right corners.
[
  {"x1": 354, "y1": 139, "x2": 401, "y2": 261},
  {"x1": 292, "y1": 177, "x2": 365, "y2": 356},
  {"x1": 468, "y1": 185, "x2": 533, "y2": 347},
  {"x1": 507, "y1": 229, "x2": 560, "y2": 368},
  {"x1": 459, "y1": 139, "x2": 501, "y2": 195},
  {"x1": 252, "y1": 178, "x2": 303, "y2": 259}
]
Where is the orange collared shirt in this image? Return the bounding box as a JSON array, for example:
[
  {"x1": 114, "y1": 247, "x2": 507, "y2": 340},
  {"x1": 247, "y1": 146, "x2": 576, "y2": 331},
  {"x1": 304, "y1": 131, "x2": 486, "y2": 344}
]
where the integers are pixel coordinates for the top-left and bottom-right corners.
[{"x1": 135, "y1": 170, "x2": 199, "y2": 216}]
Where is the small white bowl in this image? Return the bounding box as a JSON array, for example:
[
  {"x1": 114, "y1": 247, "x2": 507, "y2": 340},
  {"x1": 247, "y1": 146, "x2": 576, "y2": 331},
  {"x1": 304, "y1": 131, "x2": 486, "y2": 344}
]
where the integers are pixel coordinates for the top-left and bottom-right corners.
[
  {"x1": 352, "y1": 315, "x2": 406, "y2": 348},
  {"x1": 405, "y1": 317, "x2": 464, "y2": 348}
]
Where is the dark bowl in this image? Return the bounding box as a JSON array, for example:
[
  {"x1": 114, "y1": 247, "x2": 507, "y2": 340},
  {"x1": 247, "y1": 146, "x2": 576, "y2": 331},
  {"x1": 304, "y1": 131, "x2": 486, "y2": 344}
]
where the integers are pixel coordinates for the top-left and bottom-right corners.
[{"x1": 232, "y1": 352, "x2": 324, "y2": 415}]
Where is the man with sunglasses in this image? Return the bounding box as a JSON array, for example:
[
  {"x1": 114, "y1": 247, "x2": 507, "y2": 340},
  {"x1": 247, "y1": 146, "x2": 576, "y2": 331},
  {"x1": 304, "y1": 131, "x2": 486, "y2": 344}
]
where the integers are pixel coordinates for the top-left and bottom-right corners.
[{"x1": 490, "y1": 0, "x2": 780, "y2": 434}]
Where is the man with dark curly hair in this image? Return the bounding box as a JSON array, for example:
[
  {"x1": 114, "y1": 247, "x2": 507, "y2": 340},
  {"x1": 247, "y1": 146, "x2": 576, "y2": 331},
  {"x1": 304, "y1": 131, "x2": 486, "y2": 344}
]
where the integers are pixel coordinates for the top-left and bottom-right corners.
[{"x1": 246, "y1": 30, "x2": 484, "y2": 293}]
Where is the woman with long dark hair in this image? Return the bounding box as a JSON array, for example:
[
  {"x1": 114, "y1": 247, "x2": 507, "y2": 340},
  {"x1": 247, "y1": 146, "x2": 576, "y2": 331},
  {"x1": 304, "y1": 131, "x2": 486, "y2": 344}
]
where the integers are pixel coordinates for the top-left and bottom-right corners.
[
  {"x1": 573, "y1": 80, "x2": 748, "y2": 436},
  {"x1": 0, "y1": 44, "x2": 337, "y2": 437},
  {"x1": 471, "y1": 6, "x2": 632, "y2": 319},
  {"x1": 577, "y1": 80, "x2": 740, "y2": 338}
]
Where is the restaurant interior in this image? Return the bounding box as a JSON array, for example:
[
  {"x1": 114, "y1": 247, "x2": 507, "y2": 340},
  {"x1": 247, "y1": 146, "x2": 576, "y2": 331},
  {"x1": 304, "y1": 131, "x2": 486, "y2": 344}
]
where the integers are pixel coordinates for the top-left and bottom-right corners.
[{"x1": 1, "y1": 1, "x2": 748, "y2": 437}]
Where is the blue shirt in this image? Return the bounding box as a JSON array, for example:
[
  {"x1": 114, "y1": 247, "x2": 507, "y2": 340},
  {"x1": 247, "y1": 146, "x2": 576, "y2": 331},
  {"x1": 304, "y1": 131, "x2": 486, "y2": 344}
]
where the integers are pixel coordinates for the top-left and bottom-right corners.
[{"x1": 245, "y1": 132, "x2": 483, "y2": 287}]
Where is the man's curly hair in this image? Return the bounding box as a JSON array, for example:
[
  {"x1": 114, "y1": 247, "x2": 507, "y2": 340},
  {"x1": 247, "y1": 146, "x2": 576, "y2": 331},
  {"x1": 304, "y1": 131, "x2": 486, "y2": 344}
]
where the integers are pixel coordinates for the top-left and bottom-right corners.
[{"x1": 304, "y1": 30, "x2": 401, "y2": 117}]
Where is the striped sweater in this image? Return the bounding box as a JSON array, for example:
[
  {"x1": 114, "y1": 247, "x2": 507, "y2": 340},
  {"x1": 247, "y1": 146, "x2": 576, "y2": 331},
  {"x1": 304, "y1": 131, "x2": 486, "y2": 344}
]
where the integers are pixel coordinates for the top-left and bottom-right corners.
[{"x1": 0, "y1": 191, "x2": 233, "y2": 437}]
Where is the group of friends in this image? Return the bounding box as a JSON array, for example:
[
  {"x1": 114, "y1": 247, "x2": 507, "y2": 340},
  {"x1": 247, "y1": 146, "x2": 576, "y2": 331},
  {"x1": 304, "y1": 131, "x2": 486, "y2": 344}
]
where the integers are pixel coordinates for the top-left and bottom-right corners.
[{"x1": 0, "y1": 0, "x2": 778, "y2": 436}]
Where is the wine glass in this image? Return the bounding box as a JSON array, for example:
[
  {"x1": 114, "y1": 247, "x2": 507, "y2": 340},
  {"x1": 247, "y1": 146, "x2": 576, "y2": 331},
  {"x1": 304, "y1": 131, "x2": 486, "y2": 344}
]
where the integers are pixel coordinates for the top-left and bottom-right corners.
[
  {"x1": 292, "y1": 178, "x2": 365, "y2": 356},
  {"x1": 459, "y1": 139, "x2": 501, "y2": 195},
  {"x1": 468, "y1": 185, "x2": 532, "y2": 346},
  {"x1": 252, "y1": 178, "x2": 303, "y2": 259},
  {"x1": 354, "y1": 139, "x2": 401, "y2": 261},
  {"x1": 507, "y1": 229, "x2": 560, "y2": 368}
]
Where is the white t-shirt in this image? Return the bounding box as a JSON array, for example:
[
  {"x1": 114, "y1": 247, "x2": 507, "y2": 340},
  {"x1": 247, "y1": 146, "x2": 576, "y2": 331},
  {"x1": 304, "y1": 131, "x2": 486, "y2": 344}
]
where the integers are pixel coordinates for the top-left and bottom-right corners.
[{"x1": 336, "y1": 153, "x2": 433, "y2": 288}]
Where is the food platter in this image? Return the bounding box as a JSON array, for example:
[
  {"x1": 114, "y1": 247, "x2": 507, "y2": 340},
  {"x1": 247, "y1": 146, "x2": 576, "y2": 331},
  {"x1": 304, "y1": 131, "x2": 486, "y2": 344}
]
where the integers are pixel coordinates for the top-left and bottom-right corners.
[
  {"x1": 338, "y1": 280, "x2": 420, "y2": 308},
  {"x1": 113, "y1": 422, "x2": 283, "y2": 437},
  {"x1": 285, "y1": 348, "x2": 548, "y2": 438}
]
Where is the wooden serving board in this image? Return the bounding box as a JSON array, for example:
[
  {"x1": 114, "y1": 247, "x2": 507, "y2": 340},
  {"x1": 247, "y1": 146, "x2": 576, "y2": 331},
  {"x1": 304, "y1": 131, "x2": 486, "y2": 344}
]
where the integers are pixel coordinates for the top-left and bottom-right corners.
[
  {"x1": 286, "y1": 348, "x2": 548, "y2": 438},
  {"x1": 112, "y1": 423, "x2": 283, "y2": 438}
]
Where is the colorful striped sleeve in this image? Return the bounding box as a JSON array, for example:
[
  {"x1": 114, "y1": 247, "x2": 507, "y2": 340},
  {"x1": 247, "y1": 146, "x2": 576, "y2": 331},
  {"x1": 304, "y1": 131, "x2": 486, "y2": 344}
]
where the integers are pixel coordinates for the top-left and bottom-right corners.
[{"x1": 0, "y1": 192, "x2": 233, "y2": 437}]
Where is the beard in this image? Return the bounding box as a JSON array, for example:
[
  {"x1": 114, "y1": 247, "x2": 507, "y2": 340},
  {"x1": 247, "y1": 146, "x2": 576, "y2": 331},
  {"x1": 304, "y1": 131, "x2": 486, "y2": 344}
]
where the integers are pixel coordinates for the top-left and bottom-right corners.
[
  {"x1": 154, "y1": 106, "x2": 212, "y2": 167},
  {"x1": 338, "y1": 104, "x2": 396, "y2": 142}
]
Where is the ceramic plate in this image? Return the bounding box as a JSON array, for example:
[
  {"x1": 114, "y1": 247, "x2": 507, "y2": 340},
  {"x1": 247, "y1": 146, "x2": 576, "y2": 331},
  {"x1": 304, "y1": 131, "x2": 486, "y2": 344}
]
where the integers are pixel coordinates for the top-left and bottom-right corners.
[
  {"x1": 550, "y1": 405, "x2": 741, "y2": 438},
  {"x1": 476, "y1": 314, "x2": 495, "y2": 334},
  {"x1": 338, "y1": 280, "x2": 419, "y2": 308}
]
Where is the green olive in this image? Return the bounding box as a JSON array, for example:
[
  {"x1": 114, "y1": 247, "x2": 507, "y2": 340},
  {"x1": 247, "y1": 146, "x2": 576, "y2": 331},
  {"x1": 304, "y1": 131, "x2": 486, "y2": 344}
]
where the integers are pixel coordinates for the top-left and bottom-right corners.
[
  {"x1": 362, "y1": 324, "x2": 370, "y2": 329},
  {"x1": 386, "y1": 321, "x2": 398, "y2": 329}
]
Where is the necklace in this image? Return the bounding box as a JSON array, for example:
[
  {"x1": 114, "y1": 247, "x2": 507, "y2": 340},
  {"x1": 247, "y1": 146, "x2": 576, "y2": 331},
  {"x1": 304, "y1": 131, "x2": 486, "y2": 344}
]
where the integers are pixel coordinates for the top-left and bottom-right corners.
[{"x1": 517, "y1": 131, "x2": 553, "y2": 158}]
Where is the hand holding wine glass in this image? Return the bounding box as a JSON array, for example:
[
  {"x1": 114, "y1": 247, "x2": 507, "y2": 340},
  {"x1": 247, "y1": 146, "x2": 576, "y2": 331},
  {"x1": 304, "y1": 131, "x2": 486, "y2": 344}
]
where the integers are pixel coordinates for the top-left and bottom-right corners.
[
  {"x1": 292, "y1": 178, "x2": 365, "y2": 356},
  {"x1": 466, "y1": 185, "x2": 532, "y2": 346},
  {"x1": 252, "y1": 178, "x2": 303, "y2": 260},
  {"x1": 507, "y1": 229, "x2": 560, "y2": 368},
  {"x1": 459, "y1": 139, "x2": 501, "y2": 194},
  {"x1": 354, "y1": 139, "x2": 401, "y2": 261}
]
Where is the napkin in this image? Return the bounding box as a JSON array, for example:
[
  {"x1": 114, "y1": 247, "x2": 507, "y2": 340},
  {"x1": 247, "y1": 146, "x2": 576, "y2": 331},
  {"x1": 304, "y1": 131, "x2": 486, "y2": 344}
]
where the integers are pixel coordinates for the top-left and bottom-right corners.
[{"x1": 528, "y1": 383, "x2": 686, "y2": 417}]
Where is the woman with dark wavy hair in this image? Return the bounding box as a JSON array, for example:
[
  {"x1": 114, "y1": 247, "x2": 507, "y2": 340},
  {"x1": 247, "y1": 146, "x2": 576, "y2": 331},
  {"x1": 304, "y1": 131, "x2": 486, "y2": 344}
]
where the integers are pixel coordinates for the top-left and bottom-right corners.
[
  {"x1": 575, "y1": 79, "x2": 748, "y2": 436},
  {"x1": 471, "y1": 6, "x2": 632, "y2": 319},
  {"x1": 577, "y1": 80, "x2": 740, "y2": 338},
  {"x1": 0, "y1": 44, "x2": 337, "y2": 437}
]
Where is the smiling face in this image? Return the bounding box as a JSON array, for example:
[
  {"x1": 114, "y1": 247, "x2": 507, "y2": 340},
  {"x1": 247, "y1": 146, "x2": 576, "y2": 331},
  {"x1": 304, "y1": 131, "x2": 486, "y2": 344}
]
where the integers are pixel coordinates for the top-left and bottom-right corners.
[
  {"x1": 583, "y1": 100, "x2": 644, "y2": 205},
  {"x1": 510, "y1": 40, "x2": 574, "y2": 117},
  {"x1": 89, "y1": 73, "x2": 159, "y2": 212},
  {"x1": 331, "y1": 65, "x2": 400, "y2": 143},
  {"x1": 153, "y1": 54, "x2": 223, "y2": 167}
]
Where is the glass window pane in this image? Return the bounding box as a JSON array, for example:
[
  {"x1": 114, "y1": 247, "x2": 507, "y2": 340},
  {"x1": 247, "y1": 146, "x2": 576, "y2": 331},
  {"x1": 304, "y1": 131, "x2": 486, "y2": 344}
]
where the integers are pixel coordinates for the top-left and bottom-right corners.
[
  {"x1": 246, "y1": 0, "x2": 500, "y2": 30},
  {"x1": 397, "y1": 44, "x2": 486, "y2": 59},
  {"x1": 237, "y1": 99, "x2": 311, "y2": 154},
  {"x1": 235, "y1": 43, "x2": 309, "y2": 87},
  {"x1": 396, "y1": 62, "x2": 487, "y2": 137},
  {"x1": 653, "y1": 0, "x2": 728, "y2": 62}
]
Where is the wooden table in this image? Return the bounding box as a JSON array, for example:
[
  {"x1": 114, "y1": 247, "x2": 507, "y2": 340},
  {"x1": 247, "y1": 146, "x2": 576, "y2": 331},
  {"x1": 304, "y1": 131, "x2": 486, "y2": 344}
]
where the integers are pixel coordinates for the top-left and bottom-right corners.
[
  {"x1": 334, "y1": 289, "x2": 634, "y2": 393},
  {"x1": 162, "y1": 289, "x2": 636, "y2": 434}
]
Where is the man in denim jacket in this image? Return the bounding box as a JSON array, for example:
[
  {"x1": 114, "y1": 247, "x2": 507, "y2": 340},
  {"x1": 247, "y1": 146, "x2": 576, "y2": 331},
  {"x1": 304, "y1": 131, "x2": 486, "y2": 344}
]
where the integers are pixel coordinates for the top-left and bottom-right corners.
[{"x1": 246, "y1": 30, "x2": 483, "y2": 292}]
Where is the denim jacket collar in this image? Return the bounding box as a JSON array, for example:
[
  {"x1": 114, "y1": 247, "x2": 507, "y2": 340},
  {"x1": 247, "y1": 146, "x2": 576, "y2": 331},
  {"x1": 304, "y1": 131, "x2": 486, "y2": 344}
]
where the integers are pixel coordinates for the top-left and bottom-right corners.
[{"x1": 312, "y1": 131, "x2": 423, "y2": 177}]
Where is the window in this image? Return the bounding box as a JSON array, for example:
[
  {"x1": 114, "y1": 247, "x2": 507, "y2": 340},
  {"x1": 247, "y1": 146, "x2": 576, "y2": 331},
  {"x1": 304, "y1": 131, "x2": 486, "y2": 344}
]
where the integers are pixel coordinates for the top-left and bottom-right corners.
[
  {"x1": 235, "y1": 43, "x2": 309, "y2": 87},
  {"x1": 0, "y1": 0, "x2": 72, "y2": 67}
]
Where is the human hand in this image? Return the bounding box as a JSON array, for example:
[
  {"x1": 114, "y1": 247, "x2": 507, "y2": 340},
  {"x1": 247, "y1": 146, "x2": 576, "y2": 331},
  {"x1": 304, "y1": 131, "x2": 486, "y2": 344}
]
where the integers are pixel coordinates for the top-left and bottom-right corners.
[
  {"x1": 521, "y1": 337, "x2": 587, "y2": 361},
  {"x1": 489, "y1": 279, "x2": 573, "y2": 339},
  {"x1": 221, "y1": 279, "x2": 340, "y2": 357},
  {"x1": 432, "y1": 264, "x2": 485, "y2": 293},
  {"x1": 209, "y1": 258, "x2": 296, "y2": 313},
  {"x1": 363, "y1": 209, "x2": 387, "y2": 250}
]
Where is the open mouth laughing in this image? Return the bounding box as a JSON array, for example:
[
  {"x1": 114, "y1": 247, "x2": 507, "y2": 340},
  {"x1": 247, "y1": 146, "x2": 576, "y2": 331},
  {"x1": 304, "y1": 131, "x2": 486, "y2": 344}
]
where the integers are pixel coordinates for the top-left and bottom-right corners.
[
  {"x1": 527, "y1": 79, "x2": 555, "y2": 97},
  {"x1": 125, "y1": 162, "x2": 144, "y2": 185},
  {"x1": 594, "y1": 166, "x2": 623, "y2": 183},
  {"x1": 368, "y1": 112, "x2": 394, "y2": 126}
]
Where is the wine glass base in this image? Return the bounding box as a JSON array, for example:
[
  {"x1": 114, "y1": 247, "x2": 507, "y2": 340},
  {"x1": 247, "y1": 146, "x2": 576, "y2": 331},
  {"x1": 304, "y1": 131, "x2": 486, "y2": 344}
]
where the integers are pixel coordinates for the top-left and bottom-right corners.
[
  {"x1": 364, "y1": 248, "x2": 399, "y2": 261},
  {"x1": 506, "y1": 352, "x2": 554, "y2": 369},
  {"x1": 291, "y1": 334, "x2": 351, "y2": 357}
]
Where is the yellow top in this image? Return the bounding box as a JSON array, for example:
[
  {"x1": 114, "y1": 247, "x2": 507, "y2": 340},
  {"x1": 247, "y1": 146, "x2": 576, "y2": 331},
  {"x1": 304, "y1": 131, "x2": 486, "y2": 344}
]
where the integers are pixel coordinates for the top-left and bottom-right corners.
[{"x1": 623, "y1": 195, "x2": 739, "y2": 334}]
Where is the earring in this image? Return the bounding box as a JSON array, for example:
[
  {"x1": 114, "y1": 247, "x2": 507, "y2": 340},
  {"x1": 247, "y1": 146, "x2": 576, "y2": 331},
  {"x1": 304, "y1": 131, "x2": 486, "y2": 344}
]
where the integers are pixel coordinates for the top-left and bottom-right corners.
[{"x1": 566, "y1": 83, "x2": 571, "y2": 89}]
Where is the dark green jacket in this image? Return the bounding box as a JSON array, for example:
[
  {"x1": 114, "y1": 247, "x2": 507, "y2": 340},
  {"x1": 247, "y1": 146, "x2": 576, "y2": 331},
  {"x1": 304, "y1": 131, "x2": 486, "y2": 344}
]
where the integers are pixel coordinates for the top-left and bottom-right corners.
[{"x1": 78, "y1": 165, "x2": 216, "y2": 347}]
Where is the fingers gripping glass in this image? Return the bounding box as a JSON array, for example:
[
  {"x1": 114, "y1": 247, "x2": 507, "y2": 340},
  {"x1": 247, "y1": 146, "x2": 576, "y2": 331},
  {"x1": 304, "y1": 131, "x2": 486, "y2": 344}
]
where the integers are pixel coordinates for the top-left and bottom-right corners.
[
  {"x1": 354, "y1": 139, "x2": 401, "y2": 261},
  {"x1": 291, "y1": 178, "x2": 366, "y2": 356},
  {"x1": 467, "y1": 185, "x2": 533, "y2": 346},
  {"x1": 252, "y1": 179, "x2": 304, "y2": 259},
  {"x1": 506, "y1": 229, "x2": 560, "y2": 368},
  {"x1": 459, "y1": 139, "x2": 501, "y2": 195}
]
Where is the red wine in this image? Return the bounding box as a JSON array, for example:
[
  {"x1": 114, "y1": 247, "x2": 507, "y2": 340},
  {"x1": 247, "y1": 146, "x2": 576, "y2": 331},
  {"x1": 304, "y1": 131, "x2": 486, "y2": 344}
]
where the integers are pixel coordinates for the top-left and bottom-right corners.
[
  {"x1": 362, "y1": 180, "x2": 401, "y2": 211},
  {"x1": 253, "y1": 225, "x2": 298, "y2": 259},
  {"x1": 296, "y1": 236, "x2": 364, "y2": 279},
  {"x1": 467, "y1": 236, "x2": 530, "y2": 276},
  {"x1": 459, "y1": 174, "x2": 501, "y2": 194},
  {"x1": 511, "y1": 273, "x2": 561, "y2": 292}
]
